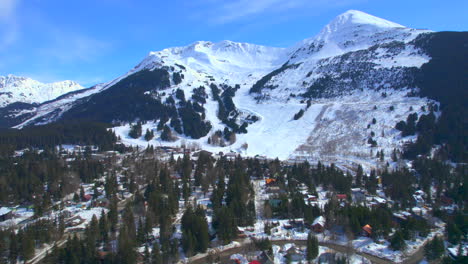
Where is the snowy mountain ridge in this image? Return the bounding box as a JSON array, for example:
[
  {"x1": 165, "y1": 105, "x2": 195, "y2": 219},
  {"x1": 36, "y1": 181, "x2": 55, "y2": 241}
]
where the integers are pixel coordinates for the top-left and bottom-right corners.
[
  {"x1": 2, "y1": 10, "x2": 455, "y2": 170},
  {"x1": 0, "y1": 74, "x2": 83, "y2": 107}
]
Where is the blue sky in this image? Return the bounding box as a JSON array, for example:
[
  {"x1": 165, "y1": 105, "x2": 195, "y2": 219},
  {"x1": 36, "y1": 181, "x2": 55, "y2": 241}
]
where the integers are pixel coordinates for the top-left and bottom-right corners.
[{"x1": 0, "y1": 0, "x2": 466, "y2": 87}]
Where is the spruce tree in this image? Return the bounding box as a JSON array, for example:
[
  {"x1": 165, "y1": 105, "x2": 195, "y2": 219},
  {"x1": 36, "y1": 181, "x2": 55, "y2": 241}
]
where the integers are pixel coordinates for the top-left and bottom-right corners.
[
  {"x1": 144, "y1": 129, "x2": 154, "y2": 141},
  {"x1": 306, "y1": 232, "x2": 319, "y2": 261},
  {"x1": 20, "y1": 231, "x2": 35, "y2": 261},
  {"x1": 151, "y1": 242, "x2": 162, "y2": 264},
  {"x1": 424, "y1": 236, "x2": 445, "y2": 260},
  {"x1": 390, "y1": 230, "x2": 406, "y2": 251},
  {"x1": 447, "y1": 223, "x2": 462, "y2": 244},
  {"x1": 9, "y1": 231, "x2": 18, "y2": 264}
]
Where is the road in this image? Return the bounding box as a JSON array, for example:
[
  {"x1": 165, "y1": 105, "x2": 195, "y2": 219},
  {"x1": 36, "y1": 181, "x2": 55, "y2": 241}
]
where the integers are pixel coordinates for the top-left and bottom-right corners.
[
  {"x1": 27, "y1": 234, "x2": 70, "y2": 264},
  {"x1": 186, "y1": 238, "x2": 426, "y2": 264}
]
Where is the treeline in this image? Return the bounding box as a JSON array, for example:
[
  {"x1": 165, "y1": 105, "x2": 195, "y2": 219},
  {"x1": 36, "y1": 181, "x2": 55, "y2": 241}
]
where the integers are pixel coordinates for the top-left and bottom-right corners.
[
  {"x1": 0, "y1": 151, "x2": 107, "y2": 205},
  {"x1": 0, "y1": 121, "x2": 117, "y2": 156}
]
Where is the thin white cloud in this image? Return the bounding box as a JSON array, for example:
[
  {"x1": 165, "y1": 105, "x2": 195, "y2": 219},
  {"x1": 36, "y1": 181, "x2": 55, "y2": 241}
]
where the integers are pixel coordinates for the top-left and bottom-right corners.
[
  {"x1": 0, "y1": 0, "x2": 20, "y2": 51},
  {"x1": 0, "y1": 0, "x2": 18, "y2": 21},
  {"x1": 192, "y1": 0, "x2": 367, "y2": 24},
  {"x1": 40, "y1": 29, "x2": 111, "y2": 63}
]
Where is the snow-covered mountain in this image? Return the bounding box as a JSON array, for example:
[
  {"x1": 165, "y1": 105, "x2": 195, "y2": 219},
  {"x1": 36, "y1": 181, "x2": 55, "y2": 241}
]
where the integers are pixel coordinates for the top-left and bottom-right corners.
[
  {"x1": 2, "y1": 10, "x2": 465, "y2": 169},
  {"x1": 0, "y1": 75, "x2": 84, "y2": 107}
]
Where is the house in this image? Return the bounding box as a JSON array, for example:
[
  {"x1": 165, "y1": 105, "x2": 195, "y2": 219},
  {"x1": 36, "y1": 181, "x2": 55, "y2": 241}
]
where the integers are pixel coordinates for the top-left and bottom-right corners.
[
  {"x1": 265, "y1": 178, "x2": 277, "y2": 185},
  {"x1": 83, "y1": 194, "x2": 93, "y2": 201},
  {"x1": 362, "y1": 224, "x2": 372, "y2": 237},
  {"x1": 268, "y1": 199, "x2": 282, "y2": 208},
  {"x1": 97, "y1": 251, "x2": 110, "y2": 260},
  {"x1": 225, "y1": 152, "x2": 237, "y2": 160},
  {"x1": 312, "y1": 216, "x2": 326, "y2": 233},
  {"x1": 441, "y1": 196, "x2": 454, "y2": 206},
  {"x1": 285, "y1": 247, "x2": 303, "y2": 262},
  {"x1": 352, "y1": 189, "x2": 366, "y2": 204},
  {"x1": 94, "y1": 197, "x2": 109, "y2": 207},
  {"x1": 258, "y1": 252, "x2": 275, "y2": 264},
  {"x1": 192, "y1": 150, "x2": 212, "y2": 157},
  {"x1": 289, "y1": 219, "x2": 304, "y2": 228},
  {"x1": 267, "y1": 186, "x2": 281, "y2": 194},
  {"x1": 0, "y1": 207, "x2": 12, "y2": 221},
  {"x1": 336, "y1": 194, "x2": 347, "y2": 200}
]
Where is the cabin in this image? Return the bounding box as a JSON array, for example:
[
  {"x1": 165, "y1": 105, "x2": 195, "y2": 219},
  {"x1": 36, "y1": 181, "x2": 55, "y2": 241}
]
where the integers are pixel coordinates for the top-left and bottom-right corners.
[
  {"x1": 0, "y1": 207, "x2": 12, "y2": 222},
  {"x1": 312, "y1": 216, "x2": 326, "y2": 233},
  {"x1": 362, "y1": 224, "x2": 372, "y2": 237}
]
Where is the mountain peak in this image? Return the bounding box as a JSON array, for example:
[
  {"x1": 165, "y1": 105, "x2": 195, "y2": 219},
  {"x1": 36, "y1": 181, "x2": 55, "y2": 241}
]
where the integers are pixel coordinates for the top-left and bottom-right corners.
[
  {"x1": 315, "y1": 10, "x2": 406, "y2": 42},
  {"x1": 332, "y1": 10, "x2": 405, "y2": 29}
]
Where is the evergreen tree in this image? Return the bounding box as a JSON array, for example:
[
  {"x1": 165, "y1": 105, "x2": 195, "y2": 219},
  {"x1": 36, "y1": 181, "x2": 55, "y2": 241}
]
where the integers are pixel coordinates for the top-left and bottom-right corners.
[
  {"x1": 355, "y1": 165, "x2": 363, "y2": 187},
  {"x1": 390, "y1": 230, "x2": 406, "y2": 251},
  {"x1": 213, "y1": 206, "x2": 237, "y2": 244},
  {"x1": 424, "y1": 236, "x2": 445, "y2": 261},
  {"x1": 137, "y1": 217, "x2": 146, "y2": 244},
  {"x1": 20, "y1": 230, "x2": 35, "y2": 261},
  {"x1": 181, "y1": 206, "x2": 210, "y2": 256},
  {"x1": 151, "y1": 242, "x2": 162, "y2": 264},
  {"x1": 9, "y1": 232, "x2": 18, "y2": 264},
  {"x1": 160, "y1": 125, "x2": 174, "y2": 141},
  {"x1": 306, "y1": 232, "x2": 319, "y2": 261},
  {"x1": 129, "y1": 122, "x2": 143, "y2": 139},
  {"x1": 117, "y1": 225, "x2": 136, "y2": 264},
  {"x1": 144, "y1": 129, "x2": 154, "y2": 141},
  {"x1": 447, "y1": 223, "x2": 462, "y2": 244}
]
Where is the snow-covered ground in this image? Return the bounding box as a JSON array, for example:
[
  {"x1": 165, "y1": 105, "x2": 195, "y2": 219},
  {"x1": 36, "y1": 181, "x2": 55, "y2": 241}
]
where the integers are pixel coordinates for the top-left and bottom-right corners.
[{"x1": 113, "y1": 88, "x2": 433, "y2": 172}]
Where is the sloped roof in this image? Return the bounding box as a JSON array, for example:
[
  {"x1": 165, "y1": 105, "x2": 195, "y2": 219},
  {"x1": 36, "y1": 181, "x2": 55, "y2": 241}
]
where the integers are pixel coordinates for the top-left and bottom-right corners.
[
  {"x1": 0, "y1": 207, "x2": 11, "y2": 216},
  {"x1": 312, "y1": 216, "x2": 326, "y2": 226}
]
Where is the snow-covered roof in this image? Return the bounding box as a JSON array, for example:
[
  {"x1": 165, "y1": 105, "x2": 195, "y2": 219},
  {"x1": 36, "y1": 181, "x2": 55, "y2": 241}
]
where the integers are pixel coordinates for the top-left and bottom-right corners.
[
  {"x1": 0, "y1": 207, "x2": 11, "y2": 216},
  {"x1": 312, "y1": 216, "x2": 325, "y2": 226},
  {"x1": 448, "y1": 244, "x2": 468, "y2": 257},
  {"x1": 374, "y1": 197, "x2": 386, "y2": 204}
]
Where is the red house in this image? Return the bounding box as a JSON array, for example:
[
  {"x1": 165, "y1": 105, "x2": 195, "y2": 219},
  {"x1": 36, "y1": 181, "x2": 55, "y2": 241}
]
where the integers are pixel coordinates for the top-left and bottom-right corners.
[{"x1": 336, "y1": 194, "x2": 347, "y2": 200}]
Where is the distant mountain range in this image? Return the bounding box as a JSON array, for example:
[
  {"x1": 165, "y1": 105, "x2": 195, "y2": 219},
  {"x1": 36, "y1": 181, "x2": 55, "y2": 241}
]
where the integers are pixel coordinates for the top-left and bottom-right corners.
[
  {"x1": 0, "y1": 75, "x2": 83, "y2": 108},
  {"x1": 1, "y1": 10, "x2": 466, "y2": 166}
]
